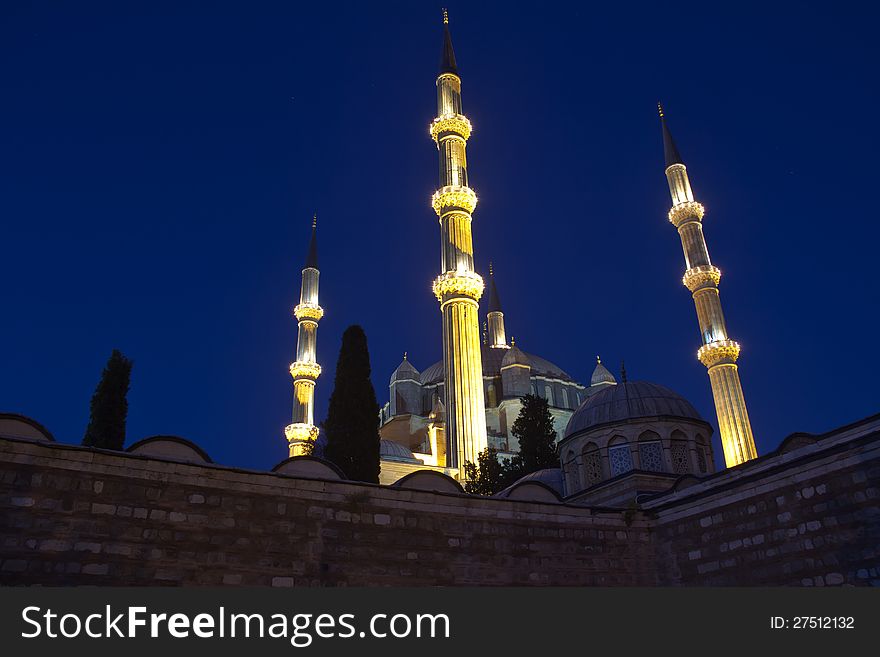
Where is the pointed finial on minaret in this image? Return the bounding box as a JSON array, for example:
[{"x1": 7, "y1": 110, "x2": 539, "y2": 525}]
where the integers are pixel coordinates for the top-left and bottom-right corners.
[
  {"x1": 403, "y1": 351, "x2": 408, "y2": 360},
  {"x1": 439, "y1": 8, "x2": 458, "y2": 75},
  {"x1": 489, "y1": 261, "x2": 493, "y2": 276},
  {"x1": 304, "y1": 213, "x2": 319, "y2": 269},
  {"x1": 620, "y1": 360, "x2": 627, "y2": 383},
  {"x1": 596, "y1": 355, "x2": 601, "y2": 364},
  {"x1": 658, "y1": 101, "x2": 683, "y2": 168}
]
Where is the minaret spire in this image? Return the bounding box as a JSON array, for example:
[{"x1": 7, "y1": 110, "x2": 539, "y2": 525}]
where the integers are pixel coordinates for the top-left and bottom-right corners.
[
  {"x1": 486, "y1": 263, "x2": 509, "y2": 349},
  {"x1": 284, "y1": 215, "x2": 324, "y2": 457},
  {"x1": 440, "y1": 8, "x2": 458, "y2": 75},
  {"x1": 660, "y1": 106, "x2": 757, "y2": 468},
  {"x1": 429, "y1": 13, "x2": 487, "y2": 474}
]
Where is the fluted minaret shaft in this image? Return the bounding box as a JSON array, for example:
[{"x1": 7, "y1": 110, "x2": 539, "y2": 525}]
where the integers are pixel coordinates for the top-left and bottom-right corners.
[
  {"x1": 285, "y1": 219, "x2": 323, "y2": 457},
  {"x1": 660, "y1": 108, "x2": 757, "y2": 468},
  {"x1": 430, "y1": 13, "x2": 488, "y2": 472}
]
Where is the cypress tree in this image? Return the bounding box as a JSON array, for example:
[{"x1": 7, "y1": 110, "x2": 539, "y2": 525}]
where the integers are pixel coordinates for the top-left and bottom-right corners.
[
  {"x1": 511, "y1": 393, "x2": 559, "y2": 474},
  {"x1": 322, "y1": 325, "x2": 380, "y2": 483},
  {"x1": 82, "y1": 349, "x2": 133, "y2": 450}
]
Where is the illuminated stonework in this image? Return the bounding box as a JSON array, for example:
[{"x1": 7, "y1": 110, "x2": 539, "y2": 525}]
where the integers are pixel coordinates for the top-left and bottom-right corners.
[
  {"x1": 682, "y1": 264, "x2": 722, "y2": 292},
  {"x1": 662, "y1": 111, "x2": 757, "y2": 468},
  {"x1": 284, "y1": 422, "x2": 319, "y2": 457},
  {"x1": 289, "y1": 361, "x2": 323, "y2": 380},
  {"x1": 430, "y1": 14, "x2": 488, "y2": 475},
  {"x1": 431, "y1": 185, "x2": 478, "y2": 216},
  {"x1": 697, "y1": 339, "x2": 741, "y2": 367},
  {"x1": 668, "y1": 201, "x2": 705, "y2": 227},
  {"x1": 294, "y1": 302, "x2": 324, "y2": 322},
  {"x1": 430, "y1": 113, "x2": 472, "y2": 142},
  {"x1": 285, "y1": 221, "x2": 322, "y2": 458},
  {"x1": 432, "y1": 270, "x2": 484, "y2": 303}
]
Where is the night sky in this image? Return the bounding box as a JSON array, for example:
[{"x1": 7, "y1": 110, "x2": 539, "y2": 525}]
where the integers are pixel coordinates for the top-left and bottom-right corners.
[{"x1": 2, "y1": 1, "x2": 878, "y2": 470}]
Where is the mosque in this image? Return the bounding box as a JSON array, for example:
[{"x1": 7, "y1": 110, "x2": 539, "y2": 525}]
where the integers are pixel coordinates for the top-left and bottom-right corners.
[{"x1": 283, "y1": 11, "x2": 758, "y2": 494}]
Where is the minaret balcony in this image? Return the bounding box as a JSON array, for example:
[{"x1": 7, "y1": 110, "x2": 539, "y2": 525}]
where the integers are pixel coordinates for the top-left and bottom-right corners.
[
  {"x1": 430, "y1": 113, "x2": 472, "y2": 142},
  {"x1": 668, "y1": 201, "x2": 705, "y2": 227},
  {"x1": 432, "y1": 185, "x2": 477, "y2": 216},
  {"x1": 683, "y1": 265, "x2": 722, "y2": 292},
  {"x1": 697, "y1": 339, "x2": 741, "y2": 368},
  {"x1": 432, "y1": 269, "x2": 484, "y2": 303},
  {"x1": 289, "y1": 361, "x2": 322, "y2": 380},
  {"x1": 294, "y1": 302, "x2": 324, "y2": 322},
  {"x1": 285, "y1": 422, "x2": 319, "y2": 444}
]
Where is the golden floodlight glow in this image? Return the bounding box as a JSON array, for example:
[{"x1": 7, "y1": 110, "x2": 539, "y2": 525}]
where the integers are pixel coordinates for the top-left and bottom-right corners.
[{"x1": 663, "y1": 117, "x2": 757, "y2": 468}]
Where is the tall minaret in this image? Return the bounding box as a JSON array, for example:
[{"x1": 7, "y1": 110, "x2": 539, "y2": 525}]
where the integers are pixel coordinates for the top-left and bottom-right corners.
[
  {"x1": 486, "y1": 263, "x2": 510, "y2": 349},
  {"x1": 659, "y1": 104, "x2": 757, "y2": 467},
  {"x1": 284, "y1": 215, "x2": 324, "y2": 457},
  {"x1": 429, "y1": 10, "x2": 488, "y2": 472}
]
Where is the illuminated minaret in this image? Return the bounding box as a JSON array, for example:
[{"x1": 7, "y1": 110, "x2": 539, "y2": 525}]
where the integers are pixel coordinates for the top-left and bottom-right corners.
[
  {"x1": 659, "y1": 104, "x2": 757, "y2": 467},
  {"x1": 486, "y1": 263, "x2": 510, "y2": 349},
  {"x1": 284, "y1": 215, "x2": 324, "y2": 457},
  {"x1": 429, "y1": 10, "x2": 488, "y2": 471}
]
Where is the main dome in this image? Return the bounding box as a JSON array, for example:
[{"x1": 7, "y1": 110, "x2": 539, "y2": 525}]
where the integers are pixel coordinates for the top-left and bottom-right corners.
[
  {"x1": 419, "y1": 344, "x2": 575, "y2": 385},
  {"x1": 564, "y1": 380, "x2": 704, "y2": 438}
]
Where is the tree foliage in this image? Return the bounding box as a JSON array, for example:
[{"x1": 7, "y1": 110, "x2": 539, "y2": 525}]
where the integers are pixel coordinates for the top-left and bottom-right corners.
[
  {"x1": 322, "y1": 325, "x2": 381, "y2": 483},
  {"x1": 82, "y1": 349, "x2": 133, "y2": 450},
  {"x1": 511, "y1": 393, "x2": 559, "y2": 473},
  {"x1": 463, "y1": 448, "x2": 517, "y2": 495}
]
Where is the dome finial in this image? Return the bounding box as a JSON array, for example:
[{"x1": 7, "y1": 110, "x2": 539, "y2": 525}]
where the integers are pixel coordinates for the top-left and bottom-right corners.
[
  {"x1": 620, "y1": 360, "x2": 627, "y2": 383},
  {"x1": 489, "y1": 261, "x2": 493, "y2": 276},
  {"x1": 312, "y1": 212, "x2": 317, "y2": 229},
  {"x1": 596, "y1": 355, "x2": 601, "y2": 364},
  {"x1": 442, "y1": 7, "x2": 448, "y2": 24},
  {"x1": 657, "y1": 101, "x2": 664, "y2": 118},
  {"x1": 510, "y1": 335, "x2": 515, "y2": 346},
  {"x1": 403, "y1": 351, "x2": 407, "y2": 361}
]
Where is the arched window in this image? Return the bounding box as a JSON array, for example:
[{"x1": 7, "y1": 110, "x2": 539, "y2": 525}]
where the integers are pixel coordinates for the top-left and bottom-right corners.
[
  {"x1": 670, "y1": 429, "x2": 690, "y2": 474},
  {"x1": 638, "y1": 431, "x2": 664, "y2": 472},
  {"x1": 695, "y1": 433, "x2": 708, "y2": 473},
  {"x1": 487, "y1": 383, "x2": 497, "y2": 408},
  {"x1": 608, "y1": 437, "x2": 633, "y2": 477},
  {"x1": 544, "y1": 385, "x2": 553, "y2": 406},
  {"x1": 582, "y1": 442, "x2": 602, "y2": 486},
  {"x1": 563, "y1": 449, "x2": 580, "y2": 493}
]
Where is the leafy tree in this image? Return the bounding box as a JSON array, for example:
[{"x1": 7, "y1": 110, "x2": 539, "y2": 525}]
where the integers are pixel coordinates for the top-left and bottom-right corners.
[
  {"x1": 82, "y1": 349, "x2": 133, "y2": 450},
  {"x1": 511, "y1": 393, "x2": 559, "y2": 474},
  {"x1": 463, "y1": 448, "x2": 523, "y2": 495},
  {"x1": 322, "y1": 325, "x2": 380, "y2": 483}
]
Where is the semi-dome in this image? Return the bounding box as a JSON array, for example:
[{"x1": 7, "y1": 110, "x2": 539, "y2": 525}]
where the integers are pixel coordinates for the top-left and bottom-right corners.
[
  {"x1": 419, "y1": 344, "x2": 575, "y2": 385},
  {"x1": 564, "y1": 380, "x2": 704, "y2": 438},
  {"x1": 390, "y1": 355, "x2": 420, "y2": 384},
  {"x1": 379, "y1": 439, "x2": 421, "y2": 463}
]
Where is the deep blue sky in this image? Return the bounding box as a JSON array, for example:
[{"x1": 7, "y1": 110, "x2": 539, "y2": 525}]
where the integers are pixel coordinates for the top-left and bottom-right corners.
[{"x1": 2, "y1": 1, "x2": 878, "y2": 470}]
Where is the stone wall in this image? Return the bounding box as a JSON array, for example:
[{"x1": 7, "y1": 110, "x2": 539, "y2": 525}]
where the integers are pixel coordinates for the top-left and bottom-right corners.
[
  {"x1": 0, "y1": 438, "x2": 656, "y2": 586},
  {"x1": 648, "y1": 418, "x2": 880, "y2": 586},
  {"x1": 1, "y1": 413, "x2": 878, "y2": 586}
]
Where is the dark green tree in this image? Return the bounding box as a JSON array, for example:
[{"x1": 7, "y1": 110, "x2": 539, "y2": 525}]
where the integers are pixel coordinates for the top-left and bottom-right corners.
[
  {"x1": 511, "y1": 393, "x2": 559, "y2": 474},
  {"x1": 322, "y1": 325, "x2": 380, "y2": 483},
  {"x1": 463, "y1": 448, "x2": 522, "y2": 495},
  {"x1": 82, "y1": 349, "x2": 133, "y2": 450}
]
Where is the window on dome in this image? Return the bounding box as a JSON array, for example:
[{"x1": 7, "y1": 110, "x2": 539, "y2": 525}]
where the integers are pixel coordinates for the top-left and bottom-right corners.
[
  {"x1": 670, "y1": 440, "x2": 690, "y2": 474},
  {"x1": 560, "y1": 387, "x2": 569, "y2": 408},
  {"x1": 544, "y1": 385, "x2": 553, "y2": 406},
  {"x1": 608, "y1": 442, "x2": 633, "y2": 477},
  {"x1": 582, "y1": 443, "x2": 602, "y2": 486},
  {"x1": 638, "y1": 441, "x2": 664, "y2": 472}
]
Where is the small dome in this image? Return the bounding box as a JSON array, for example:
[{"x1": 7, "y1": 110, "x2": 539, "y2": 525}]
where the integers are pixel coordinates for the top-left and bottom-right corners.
[
  {"x1": 419, "y1": 345, "x2": 576, "y2": 385},
  {"x1": 501, "y1": 345, "x2": 530, "y2": 368},
  {"x1": 591, "y1": 357, "x2": 617, "y2": 387},
  {"x1": 379, "y1": 439, "x2": 420, "y2": 463},
  {"x1": 564, "y1": 380, "x2": 704, "y2": 438},
  {"x1": 390, "y1": 355, "x2": 420, "y2": 385}
]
